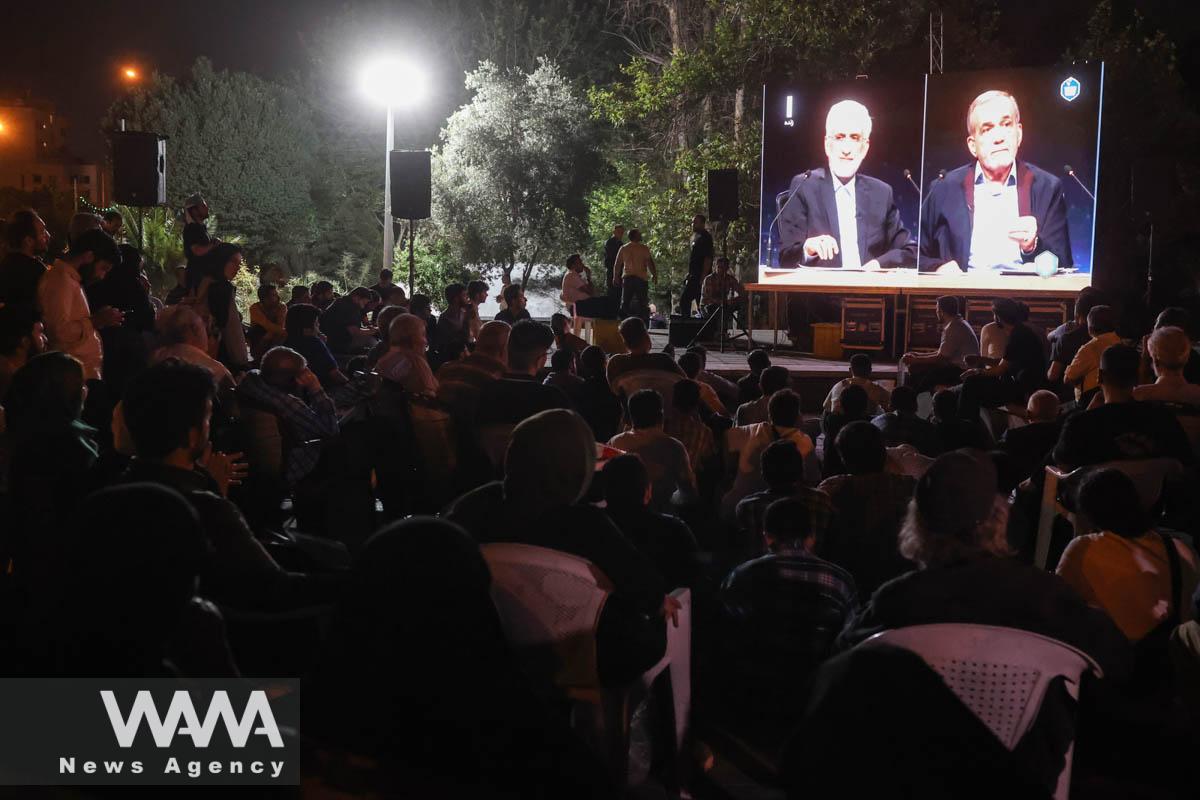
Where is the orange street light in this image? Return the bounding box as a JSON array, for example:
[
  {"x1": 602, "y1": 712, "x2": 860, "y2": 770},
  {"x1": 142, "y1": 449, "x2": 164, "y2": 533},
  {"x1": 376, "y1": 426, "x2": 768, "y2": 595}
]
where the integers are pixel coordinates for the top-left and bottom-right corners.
[{"x1": 122, "y1": 66, "x2": 140, "y2": 82}]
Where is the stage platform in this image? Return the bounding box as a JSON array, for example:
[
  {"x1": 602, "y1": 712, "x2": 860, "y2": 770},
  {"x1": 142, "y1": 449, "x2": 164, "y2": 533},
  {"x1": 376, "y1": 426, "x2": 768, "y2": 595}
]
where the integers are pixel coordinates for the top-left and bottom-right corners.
[{"x1": 646, "y1": 328, "x2": 897, "y2": 412}]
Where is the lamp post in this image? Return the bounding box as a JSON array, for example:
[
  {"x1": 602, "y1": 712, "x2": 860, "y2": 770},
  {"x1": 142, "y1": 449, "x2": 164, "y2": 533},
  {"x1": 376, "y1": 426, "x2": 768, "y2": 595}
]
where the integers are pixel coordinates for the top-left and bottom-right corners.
[{"x1": 360, "y1": 58, "x2": 427, "y2": 291}]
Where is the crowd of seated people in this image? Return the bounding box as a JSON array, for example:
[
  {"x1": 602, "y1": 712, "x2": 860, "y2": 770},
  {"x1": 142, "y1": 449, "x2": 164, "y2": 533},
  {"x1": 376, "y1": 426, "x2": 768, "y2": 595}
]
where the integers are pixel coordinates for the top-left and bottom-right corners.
[{"x1": 3, "y1": 204, "x2": 1200, "y2": 796}]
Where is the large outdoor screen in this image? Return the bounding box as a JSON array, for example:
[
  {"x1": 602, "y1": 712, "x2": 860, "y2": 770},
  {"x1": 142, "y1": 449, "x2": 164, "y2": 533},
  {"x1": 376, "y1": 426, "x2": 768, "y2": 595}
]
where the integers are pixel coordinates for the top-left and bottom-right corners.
[{"x1": 758, "y1": 64, "x2": 1104, "y2": 293}]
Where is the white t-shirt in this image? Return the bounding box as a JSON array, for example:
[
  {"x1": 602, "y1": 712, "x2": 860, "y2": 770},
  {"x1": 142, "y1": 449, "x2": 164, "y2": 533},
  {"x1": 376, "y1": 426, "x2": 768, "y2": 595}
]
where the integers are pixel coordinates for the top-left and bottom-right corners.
[{"x1": 561, "y1": 270, "x2": 591, "y2": 305}]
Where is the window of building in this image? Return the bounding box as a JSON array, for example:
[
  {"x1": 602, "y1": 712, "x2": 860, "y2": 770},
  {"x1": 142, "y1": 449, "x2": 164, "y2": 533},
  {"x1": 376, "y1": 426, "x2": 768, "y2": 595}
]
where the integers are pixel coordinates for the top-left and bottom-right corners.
[
  {"x1": 80, "y1": 175, "x2": 91, "y2": 184},
  {"x1": 32, "y1": 174, "x2": 42, "y2": 184}
]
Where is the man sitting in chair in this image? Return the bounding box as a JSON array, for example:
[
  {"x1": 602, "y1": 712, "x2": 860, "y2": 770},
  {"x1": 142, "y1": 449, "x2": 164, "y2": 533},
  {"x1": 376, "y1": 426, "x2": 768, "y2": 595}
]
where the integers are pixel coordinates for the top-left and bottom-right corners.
[{"x1": 700, "y1": 256, "x2": 743, "y2": 319}]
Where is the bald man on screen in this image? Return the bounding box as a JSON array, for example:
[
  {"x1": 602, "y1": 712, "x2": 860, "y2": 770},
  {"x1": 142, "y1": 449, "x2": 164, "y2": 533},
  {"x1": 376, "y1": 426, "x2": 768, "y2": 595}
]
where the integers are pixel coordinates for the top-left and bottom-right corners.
[
  {"x1": 919, "y1": 90, "x2": 1072, "y2": 274},
  {"x1": 777, "y1": 100, "x2": 915, "y2": 270}
]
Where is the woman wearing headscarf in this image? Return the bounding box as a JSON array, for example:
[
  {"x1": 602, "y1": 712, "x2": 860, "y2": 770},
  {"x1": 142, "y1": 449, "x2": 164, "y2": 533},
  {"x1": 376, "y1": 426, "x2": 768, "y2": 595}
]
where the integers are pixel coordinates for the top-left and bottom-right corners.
[
  {"x1": 85, "y1": 243, "x2": 156, "y2": 396},
  {"x1": 445, "y1": 408, "x2": 670, "y2": 684},
  {"x1": 200, "y1": 243, "x2": 250, "y2": 372},
  {"x1": 302, "y1": 517, "x2": 612, "y2": 798}
]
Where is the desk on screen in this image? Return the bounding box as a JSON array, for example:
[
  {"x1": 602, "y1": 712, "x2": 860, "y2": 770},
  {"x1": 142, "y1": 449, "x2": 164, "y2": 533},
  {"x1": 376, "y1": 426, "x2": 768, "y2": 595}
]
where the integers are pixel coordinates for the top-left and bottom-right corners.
[{"x1": 745, "y1": 268, "x2": 1090, "y2": 350}]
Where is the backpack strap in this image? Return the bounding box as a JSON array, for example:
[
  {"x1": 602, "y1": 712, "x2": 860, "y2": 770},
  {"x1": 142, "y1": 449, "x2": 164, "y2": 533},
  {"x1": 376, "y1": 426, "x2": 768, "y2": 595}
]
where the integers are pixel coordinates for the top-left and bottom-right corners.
[{"x1": 1159, "y1": 530, "x2": 1183, "y2": 627}]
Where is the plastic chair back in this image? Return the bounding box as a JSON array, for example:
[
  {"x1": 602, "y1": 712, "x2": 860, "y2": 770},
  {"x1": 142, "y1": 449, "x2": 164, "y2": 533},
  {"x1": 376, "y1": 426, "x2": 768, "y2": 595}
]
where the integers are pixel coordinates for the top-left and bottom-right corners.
[
  {"x1": 482, "y1": 543, "x2": 613, "y2": 688},
  {"x1": 865, "y1": 624, "x2": 1099, "y2": 748}
]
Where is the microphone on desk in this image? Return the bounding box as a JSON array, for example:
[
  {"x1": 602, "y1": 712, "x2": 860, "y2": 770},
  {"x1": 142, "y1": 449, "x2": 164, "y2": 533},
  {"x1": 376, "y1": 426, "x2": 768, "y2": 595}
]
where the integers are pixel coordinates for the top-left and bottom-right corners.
[
  {"x1": 902, "y1": 169, "x2": 921, "y2": 195},
  {"x1": 1063, "y1": 165, "x2": 1096, "y2": 202}
]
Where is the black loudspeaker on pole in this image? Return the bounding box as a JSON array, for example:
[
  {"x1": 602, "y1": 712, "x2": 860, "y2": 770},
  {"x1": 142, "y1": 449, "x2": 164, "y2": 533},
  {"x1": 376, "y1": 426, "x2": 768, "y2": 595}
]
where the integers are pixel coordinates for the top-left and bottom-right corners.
[
  {"x1": 389, "y1": 151, "x2": 432, "y2": 220},
  {"x1": 112, "y1": 132, "x2": 167, "y2": 206},
  {"x1": 707, "y1": 169, "x2": 740, "y2": 223}
]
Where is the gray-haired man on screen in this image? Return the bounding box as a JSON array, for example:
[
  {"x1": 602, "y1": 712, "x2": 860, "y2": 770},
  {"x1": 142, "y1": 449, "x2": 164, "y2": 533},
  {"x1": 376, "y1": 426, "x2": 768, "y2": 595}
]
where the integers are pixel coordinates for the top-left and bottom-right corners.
[{"x1": 777, "y1": 100, "x2": 915, "y2": 270}]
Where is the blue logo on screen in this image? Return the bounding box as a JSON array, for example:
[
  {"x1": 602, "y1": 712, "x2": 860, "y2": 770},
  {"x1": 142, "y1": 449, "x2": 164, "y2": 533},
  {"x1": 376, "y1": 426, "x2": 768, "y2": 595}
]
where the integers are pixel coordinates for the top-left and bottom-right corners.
[{"x1": 1060, "y1": 77, "x2": 1081, "y2": 102}]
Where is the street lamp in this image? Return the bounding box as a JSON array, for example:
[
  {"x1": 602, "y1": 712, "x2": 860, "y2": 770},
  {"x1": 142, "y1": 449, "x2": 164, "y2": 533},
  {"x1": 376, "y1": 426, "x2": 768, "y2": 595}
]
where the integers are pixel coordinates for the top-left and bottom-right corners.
[{"x1": 359, "y1": 57, "x2": 428, "y2": 284}]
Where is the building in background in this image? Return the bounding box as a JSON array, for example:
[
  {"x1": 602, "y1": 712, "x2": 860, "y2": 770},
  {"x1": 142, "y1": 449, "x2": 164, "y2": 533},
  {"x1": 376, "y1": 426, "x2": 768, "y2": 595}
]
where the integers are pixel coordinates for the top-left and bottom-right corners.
[{"x1": 0, "y1": 95, "x2": 108, "y2": 206}]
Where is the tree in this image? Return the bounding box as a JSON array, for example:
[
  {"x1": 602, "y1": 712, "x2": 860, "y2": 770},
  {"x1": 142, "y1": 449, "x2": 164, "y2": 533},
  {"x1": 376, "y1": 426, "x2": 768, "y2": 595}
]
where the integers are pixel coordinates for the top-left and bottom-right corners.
[
  {"x1": 432, "y1": 59, "x2": 605, "y2": 287},
  {"x1": 106, "y1": 58, "x2": 320, "y2": 267}
]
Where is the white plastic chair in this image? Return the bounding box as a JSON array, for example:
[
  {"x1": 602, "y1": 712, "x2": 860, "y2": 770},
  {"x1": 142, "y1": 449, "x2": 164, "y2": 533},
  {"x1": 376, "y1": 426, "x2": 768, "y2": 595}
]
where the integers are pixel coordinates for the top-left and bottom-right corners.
[
  {"x1": 482, "y1": 543, "x2": 691, "y2": 786},
  {"x1": 1035, "y1": 457, "x2": 1183, "y2": 569},
  {"x1": 862, "y1": 623, "x2": 1102, "y2": 800}
]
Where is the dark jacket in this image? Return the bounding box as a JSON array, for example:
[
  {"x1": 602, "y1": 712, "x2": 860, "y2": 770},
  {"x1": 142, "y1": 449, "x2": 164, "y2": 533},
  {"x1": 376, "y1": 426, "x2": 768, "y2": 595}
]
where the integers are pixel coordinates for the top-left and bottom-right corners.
[
  {"x1": 0, "y1": 252, "x2": 47, "y2": 311},
  {"x1": 840, "y1": 552, "x2": 1132, "y2": 680},
  {"x1": 778, "y1": 168, "x2": 915, "y2": 269},
  {"x1": 919, "y1": 161, "x2": 1071, "y2": 271}
]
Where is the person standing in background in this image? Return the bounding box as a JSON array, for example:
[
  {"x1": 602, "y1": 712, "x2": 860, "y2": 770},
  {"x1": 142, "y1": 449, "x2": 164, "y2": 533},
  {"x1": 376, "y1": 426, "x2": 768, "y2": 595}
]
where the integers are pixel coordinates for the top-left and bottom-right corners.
[
  {"x1": 603, "y1": 224, "x2": 625, "y2": 300},
  {"x1": 679, "y1": 215, "x2": 714, "y2": 317},
  {"x1": 614, "y1": 230, "x2": 657, "y2": 323}
]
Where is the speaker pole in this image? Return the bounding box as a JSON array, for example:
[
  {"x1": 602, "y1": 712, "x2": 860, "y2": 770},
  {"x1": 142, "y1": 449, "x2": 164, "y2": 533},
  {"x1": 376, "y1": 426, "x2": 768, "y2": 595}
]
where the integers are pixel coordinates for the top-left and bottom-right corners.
[
  {"x1": 408, "y1": 219, "x2": 416, "y2": 296},
  {"x1": 383, "y1": 105, "x2": 394, "y2": 272},
  {"x1": 138, "y1": 208, "x2": 144, "y2": 251}
]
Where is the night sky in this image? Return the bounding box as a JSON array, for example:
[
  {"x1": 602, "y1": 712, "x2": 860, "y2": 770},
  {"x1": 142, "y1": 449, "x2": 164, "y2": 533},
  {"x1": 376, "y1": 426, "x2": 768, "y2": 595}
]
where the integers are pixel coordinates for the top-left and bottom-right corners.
[{"x1": 4, "y1": 0, "x2": 457, "y2": 161}]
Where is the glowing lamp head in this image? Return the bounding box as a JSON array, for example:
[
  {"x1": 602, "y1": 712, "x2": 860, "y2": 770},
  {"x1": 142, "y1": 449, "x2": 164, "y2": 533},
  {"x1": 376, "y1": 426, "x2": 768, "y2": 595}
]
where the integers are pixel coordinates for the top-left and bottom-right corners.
[{"x1": 360, "y1": 58, "x2": 427, "y2": 108}]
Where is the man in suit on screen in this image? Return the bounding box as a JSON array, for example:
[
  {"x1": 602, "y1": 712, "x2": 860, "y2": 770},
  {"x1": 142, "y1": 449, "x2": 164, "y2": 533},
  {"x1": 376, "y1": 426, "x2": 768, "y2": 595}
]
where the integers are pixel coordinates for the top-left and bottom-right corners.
[
  {"x1": 919, "y1": 90, "x2": 1072, "y2": 273},
  {"x1": 777, "y1": 100, "x2": 915, "y2": 270}
]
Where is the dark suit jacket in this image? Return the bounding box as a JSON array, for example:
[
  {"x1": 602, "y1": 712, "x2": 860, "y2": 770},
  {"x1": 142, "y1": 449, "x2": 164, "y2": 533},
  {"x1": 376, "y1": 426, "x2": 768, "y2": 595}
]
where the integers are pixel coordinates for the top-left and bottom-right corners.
[
  {"x1": 778, "y1": 168, "x2": 915, "y2": 268},
  {"x1": 919, "y1": 161, "x2": 1072, "y2": 272}
]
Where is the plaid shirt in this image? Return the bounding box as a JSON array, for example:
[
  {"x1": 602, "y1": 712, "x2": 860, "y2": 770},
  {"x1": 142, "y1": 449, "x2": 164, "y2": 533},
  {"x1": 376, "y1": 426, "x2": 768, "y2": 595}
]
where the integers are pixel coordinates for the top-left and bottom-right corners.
[
  {"x1": 735, "y1": 487, "x2": 837, "y2": 552},
  {"x1": 237, "y1": 371, "x2": 338, "y2": 484},
  {"x1": 721, "y1": 546, "x2": 858, "y2": 633},
  {"x1": 666, "y1": 413, "x2": 715, "y2": 473}
]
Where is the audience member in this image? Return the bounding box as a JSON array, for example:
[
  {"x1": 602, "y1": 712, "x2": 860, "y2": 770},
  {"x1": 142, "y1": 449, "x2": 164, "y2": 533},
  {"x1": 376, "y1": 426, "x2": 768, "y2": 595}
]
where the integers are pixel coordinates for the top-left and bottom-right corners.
[
  {"x1": 434, "y1": 282, "x2": 471, "y2": 355},
  {"x1": 368, "y1": 268, "x2": 394, "y2": 295},
  {"x1": 872, "y1": 385, "x2": 941, "y2": 456},
  {"x1": 288, "y1": 284, "x2": 311, "y2": 307},
  {"x1": 609, "y1": 389, "x2": 697, "y2": 512},
  {"x1": 665, "y1": 379, "x2": 715, "y2": 475},
  {"x1": 322, "y1": 287, "x2": 378, "y2": 354},
  {"x1": 821, "y1": 383, "x2": 871, "y2": 477},
  {"x1": 446, "y1": 409, "x2": 674, "y2": 685},
  {"x1": 37, "y1": 229, "x2": 122, "y2": 382},
  {"x1": 476, "y1": 320, "x2": 568, "y2": 426},
  {"x1": 687, "y1": 344, "x2": 740, "y2": 410},
  {"x1": 818, "y1": 422, "x2": 916, "y2": 596},
  {"x1": 602, "y1": 453, "x2": 700, "y2": 589},
  {"x1": 310, "y1": 280, "x2": 335, "y2": 311},
  {"x1": 249, "y1": 283, "x2": 289, "y2": 358},
  {"x1": 549, "y1": 312, "x2": 588, "y2": 360},
  {"x1": 237, "y1": 347, "x2": 339, "y2": 485},
  {"x1": 606, "y1": 317, "x2": 685, "y2": 407},
  {"x1": 722, "y1": 496, "x2": 857, "y2": 676},
  {"x1": 151, "y1": 305, "x2": 234, "y2": 392},
  {"x1": 676, "y1": 350, "x2": 726, "y2": 416},
  {"x1": 494, "y1": 283, "x2": 531, "y2": 325},
  {"x1": 998, "y1": 389, "x2": 1061, "y2": 480},
  {"x1": 900, "y1": 295, "x2": 980, "y2": 393},
  {"x1": 737, "y1": 349, "x2": 772, "y2": 405},
  {"x1": 1063, "y1": 304, "x2": 1121, "y2": 405},
  {"x1": 0, "y1": 304, "x2": 47, "y2": 402},
  {"x1": 181, "y1": 194, "x2": 213, "y2": 286},
  {"x1": 840, "y1": 450, "x2": 1131, "y2": 679},
  {"x1": 722, "y1": 389, "x2": 817, "y2": 519},
  {"x1": 1047, "y1": 286, "x2": 1103, "y2": 395},
  {"x1": 464, "y1": 280, "x2": 489, "y2": 341},
  {"x1": 735, "y1": 438, "x2": 837, "y2": 555},
  {"x1": 377, "y1": 314, "x2": 437, "y2": 396},
  {"x1": 366, "y1": 304, "x2": 408, "y2": 367},
  {"x1": 574, "y1": 345, "x2": 622, "y2": 443},
  {"x1": 736, "y1": 365, "x2": 789, "y2": 425},
  {"x1": 67, "y1": 212, "x2": 102, "y2": 245},
  {"x1": 1140, "y1": 307, "x2": 1200, "y2": 385},
  {"x1": 1135, "y1": 326, "x2": 1200, "y2": 404},
  {"x1": 409, "y1": 293, "x2": 438, "y2": 345},
  {"x1": 958, "y1": 298, "x2": 1046, "y2": 420},
  {"x1": 823, "y1": 354, "x2": 890, "y2": 415},
  {"x1": 197, "y1": 243, "x2": 251, "y2": 371},
  {"x1": 85, "y1": 244, "x2": 156, "y2": 394},
  {"x1": 1053, "y1": 344, "x2": 1193, "y2": 470},
  {"x1": 303, "y1": 517, "x2": 612, "y2": 797},
  {"x1": 1057, "y1": 468, "x2": 1198, "y2": 643},
  {"x1": 542, "y1": 348, "x2": 586, "y2": 405},
  {"x1": 929, "y1": 389, "x2": 992, "y2": 451},
  {"x1": 284, "y1": 304, "x2": 350, "y2": 393},
  {"x1": 0, "y1": 210, "x2": 50, "y2": 312}
]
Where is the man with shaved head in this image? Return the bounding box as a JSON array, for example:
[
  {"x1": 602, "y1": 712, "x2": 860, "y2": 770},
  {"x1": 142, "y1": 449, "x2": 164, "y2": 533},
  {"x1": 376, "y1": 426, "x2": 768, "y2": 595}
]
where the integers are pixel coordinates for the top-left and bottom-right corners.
[
  {"x1": 777, "y1": 99, "x2": 915, "y2": 270},
  {"x1": 436, "y1": 320, "x2": 512, "y2": 414},
  {"x1": 920, "y1": 89, "x2": 1071, "y2": 273}
]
